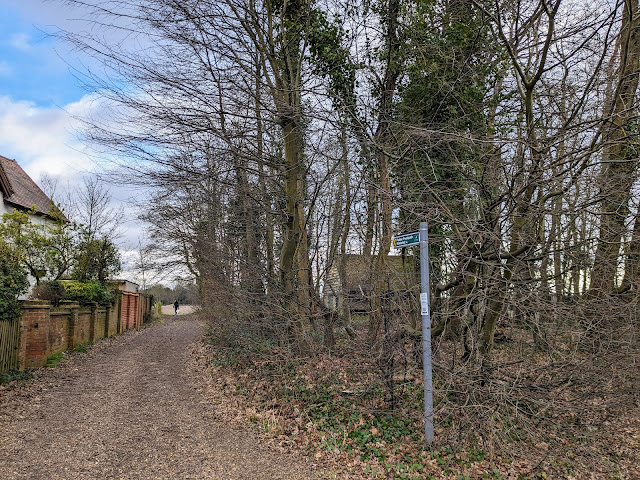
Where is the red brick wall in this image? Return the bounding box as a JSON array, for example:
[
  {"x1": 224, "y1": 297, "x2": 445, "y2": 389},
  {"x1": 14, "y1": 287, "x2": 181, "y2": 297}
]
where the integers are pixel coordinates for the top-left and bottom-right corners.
[
  {"x1": 120, "y1": 292, "x2": 141, "y2": 331},
  {"x1": 76, "y1": 310, "x2": 92, "y2": 346},
  {"x1": 121, "y1": 294, "x2": 129, "y2": 330},
  {"x1": 49, "y1": 310, "x2": 70, "y2": 354},
  {"x1": 19, "y1": 301, "x2": 50, "y2": 369},
  {"x1": 133, "y1": 295, "x2": 139, "y2": 328},
  {"x1": 17, "y1": 293, "x2": 152, "y2": 370}
]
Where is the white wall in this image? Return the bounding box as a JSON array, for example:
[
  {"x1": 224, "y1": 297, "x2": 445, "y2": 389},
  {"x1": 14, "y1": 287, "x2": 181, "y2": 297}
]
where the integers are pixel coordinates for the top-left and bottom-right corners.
[
  {"x1": 0, "y1": 191, "x2": 10, "y2": 216},
  {"x1": 0, "y1": 198, "x2": 53, "y2": 226}
]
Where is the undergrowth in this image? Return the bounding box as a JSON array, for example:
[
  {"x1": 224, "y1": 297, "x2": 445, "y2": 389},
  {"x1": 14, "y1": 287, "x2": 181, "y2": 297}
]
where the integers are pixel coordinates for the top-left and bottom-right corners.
[
  {"x1": 73, "y1": 342, "x2": 92, "y2": 353},
  {"x1": 227, "y1": 360, "x2": 518, "y2": 479},
  {"x1": 204, "y1": 314, "x2": 638, "y2": 479},
  {"x1": 0, "y1": 368, "x2": 34, "y2": 385}
]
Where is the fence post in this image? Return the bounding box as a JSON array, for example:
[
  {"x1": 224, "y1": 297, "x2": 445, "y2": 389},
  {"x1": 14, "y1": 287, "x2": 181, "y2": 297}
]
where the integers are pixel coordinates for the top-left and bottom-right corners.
[{"x1": 104, "y1": 303, "x2": 111, "y2": 338}]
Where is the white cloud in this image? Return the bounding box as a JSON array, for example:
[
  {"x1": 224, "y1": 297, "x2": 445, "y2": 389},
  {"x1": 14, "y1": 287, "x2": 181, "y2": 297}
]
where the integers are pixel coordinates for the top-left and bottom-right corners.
[
  {"x1": 8, "y1": 1, "x2": 92, "y2": 33},
  {"x1": 10, "y1": 33, "x2": 32, "y2": 51},
  {"x1": 0, "y1": 94, "x2": 95, "y2": 181}
]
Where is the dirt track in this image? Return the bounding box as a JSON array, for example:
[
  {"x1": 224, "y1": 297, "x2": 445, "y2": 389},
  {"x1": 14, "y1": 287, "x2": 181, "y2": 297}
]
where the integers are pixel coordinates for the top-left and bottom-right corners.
[
  {"x1": 161, "y1": 304, "x2": 198, "y2": 315},
  {"x1": 0, "y1": 316, "x2": 329, "y2": 480}
]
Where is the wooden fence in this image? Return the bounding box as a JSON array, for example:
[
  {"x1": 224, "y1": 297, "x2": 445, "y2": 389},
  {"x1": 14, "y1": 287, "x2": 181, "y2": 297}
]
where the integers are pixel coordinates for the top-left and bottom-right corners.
[{"x1": 0, "y1": 319, "x2": 20, "y2": 374}]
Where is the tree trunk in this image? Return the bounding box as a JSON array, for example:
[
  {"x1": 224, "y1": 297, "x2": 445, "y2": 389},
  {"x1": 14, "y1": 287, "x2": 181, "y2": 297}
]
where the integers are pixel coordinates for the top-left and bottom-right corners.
[
  {"x1": 279, "y1": 118, "x2": 309, "y2": 351},
  {"x1": 590, "y1": 0, "x2": 640, "y2": 296},
  {"x1": 368, "y1": 0, "x2": 402, "y2": 344}
]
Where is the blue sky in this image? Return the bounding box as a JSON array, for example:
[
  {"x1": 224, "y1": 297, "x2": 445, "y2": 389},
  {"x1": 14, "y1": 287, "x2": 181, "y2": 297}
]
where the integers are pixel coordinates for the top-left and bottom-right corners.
[{"x1": 0, "y1": 3, "x2": 85, "y2": 107}]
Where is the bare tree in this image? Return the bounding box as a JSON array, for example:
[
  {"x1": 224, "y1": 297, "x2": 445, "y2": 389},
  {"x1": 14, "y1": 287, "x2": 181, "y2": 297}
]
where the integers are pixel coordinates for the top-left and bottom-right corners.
[
  {"x1": 590, "y1": 0, "x2": 640, "y2": 297},
  {"x1": 69, "y1": 176, "x2": 124, "y2": 239}
]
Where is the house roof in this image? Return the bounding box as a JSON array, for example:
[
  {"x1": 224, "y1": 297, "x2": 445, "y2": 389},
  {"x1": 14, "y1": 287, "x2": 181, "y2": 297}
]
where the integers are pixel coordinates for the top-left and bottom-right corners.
[{"x1": 0, "y1": 155, "x2": 65, "y2": 220}]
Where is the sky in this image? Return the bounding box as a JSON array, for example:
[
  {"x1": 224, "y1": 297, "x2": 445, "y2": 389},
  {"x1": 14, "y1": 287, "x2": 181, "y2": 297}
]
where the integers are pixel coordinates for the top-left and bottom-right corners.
[
  {"x1": 0, "y1": 1, "x2": 146, "y2": 269},
  {"x1": 0, "y1": 1, "x2": 92, "y2": 178}
]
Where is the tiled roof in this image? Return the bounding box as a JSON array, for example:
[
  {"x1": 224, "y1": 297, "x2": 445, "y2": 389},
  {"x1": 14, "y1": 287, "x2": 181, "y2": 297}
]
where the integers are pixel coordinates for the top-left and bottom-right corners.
[{"x1": 0, "y1": 155, "x2": 65, "y2": 220}]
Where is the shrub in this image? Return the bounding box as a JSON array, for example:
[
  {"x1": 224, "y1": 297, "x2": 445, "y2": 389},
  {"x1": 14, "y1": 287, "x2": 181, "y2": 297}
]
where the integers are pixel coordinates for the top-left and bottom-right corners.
[
  {"x1": 0, "y1": 241, "x2": 29, "y2": 322},
  {"x1": 31, "y1": 280, "x2": 66, "y2": 306},
  {"x1": 0, "y1": 368, "x2": 34, "y2": 385},
  {"x1": 62, "y1": 281, "x2": 115, "y2": 306}
]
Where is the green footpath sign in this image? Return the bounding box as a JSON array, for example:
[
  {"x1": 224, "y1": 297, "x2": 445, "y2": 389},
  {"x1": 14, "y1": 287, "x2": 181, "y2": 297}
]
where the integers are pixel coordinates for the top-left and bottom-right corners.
[{"x1": 392, "y1": 231, "x2": 420, "y2": 248}]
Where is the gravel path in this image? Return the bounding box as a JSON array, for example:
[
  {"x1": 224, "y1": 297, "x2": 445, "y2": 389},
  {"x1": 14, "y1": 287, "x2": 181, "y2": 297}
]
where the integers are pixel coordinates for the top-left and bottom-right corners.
[{"x1": 0, "y1": 316, "x2": 331, "y2": 480}]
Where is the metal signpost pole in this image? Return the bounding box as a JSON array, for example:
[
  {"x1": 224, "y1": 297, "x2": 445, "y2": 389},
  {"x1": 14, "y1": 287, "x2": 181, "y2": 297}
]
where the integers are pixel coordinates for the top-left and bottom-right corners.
[
  {"x1": 392, "y1": 225, "x2": 433, "y2": 444},
  {"x1": 419, "y1": 221, "x2": 434, "y2": 444}
]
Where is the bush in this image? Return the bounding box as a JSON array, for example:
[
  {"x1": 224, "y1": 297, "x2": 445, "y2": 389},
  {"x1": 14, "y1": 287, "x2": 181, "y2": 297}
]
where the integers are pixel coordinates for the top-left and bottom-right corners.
[
  {"x1": 62, "y1": 281, "x2": 116, "y2": 306},
  {"x1": 0, "y1": 241, "x2": 29, "y2": 322},
  {"x1": 31, "y1": 280, "x2": 66, "y2": 306}
]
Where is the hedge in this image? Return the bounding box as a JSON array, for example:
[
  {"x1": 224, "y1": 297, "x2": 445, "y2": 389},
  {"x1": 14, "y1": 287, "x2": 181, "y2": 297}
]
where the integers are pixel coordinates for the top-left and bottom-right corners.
[{"x1": 62, "y1": 281, "x2": 116, "y2": 306}]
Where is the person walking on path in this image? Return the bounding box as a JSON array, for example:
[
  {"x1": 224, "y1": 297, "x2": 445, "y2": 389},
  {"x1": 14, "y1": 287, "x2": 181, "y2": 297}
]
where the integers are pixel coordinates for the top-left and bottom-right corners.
[{"x1": 174, "y1": 300, "x2": 179, "y2": 315}]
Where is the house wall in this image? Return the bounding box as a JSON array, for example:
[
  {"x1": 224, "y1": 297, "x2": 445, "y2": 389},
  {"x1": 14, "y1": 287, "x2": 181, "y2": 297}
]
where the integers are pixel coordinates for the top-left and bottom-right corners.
[
  {"x1": 323, "y1": 254, "x2": 418, "y2": 313},
  {"x1": 119, "y1": 281, "x2": 139, "y2": 293},
  {"x1": 0, "y1": 191, "x2": 10, "y2": 215},
  {"x1": 0, "y1": 201, "x2": 52, "y2": 225}
]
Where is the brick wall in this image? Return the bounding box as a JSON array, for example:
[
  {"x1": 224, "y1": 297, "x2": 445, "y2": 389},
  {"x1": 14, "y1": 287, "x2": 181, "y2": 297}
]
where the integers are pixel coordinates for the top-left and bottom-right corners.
[
  {"x1": 49, "y1": 310, "x2": 70, "y2": 354},
  {"x1": 16, "y1": 293, "x2": 151, "y2": 370},
  {"x1": 18, "y1": 301, "x2": 50, "y2": 369},
  {"x1": 76, "y1": 310, "x2": 92, "y2": 346},
  {"x1": 107, "y1": 304, "x2": 118, "y2": 336},
  {"x1": 121, "y1": 294, "x2": 129, "y2": 330}
]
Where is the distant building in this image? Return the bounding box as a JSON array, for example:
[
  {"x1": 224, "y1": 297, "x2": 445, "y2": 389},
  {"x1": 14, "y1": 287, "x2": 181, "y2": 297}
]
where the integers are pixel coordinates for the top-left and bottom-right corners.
[
  {"x1": 0, "y1": 155, "x2": 66, "y2": 223},
  {"x1": 324, "y1": 254, "x2": 418, "y2": 313},
  {"x1": 110, "y1": 279, "x2": 140, "y2": 294}
]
